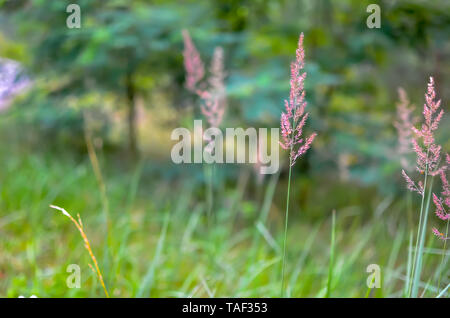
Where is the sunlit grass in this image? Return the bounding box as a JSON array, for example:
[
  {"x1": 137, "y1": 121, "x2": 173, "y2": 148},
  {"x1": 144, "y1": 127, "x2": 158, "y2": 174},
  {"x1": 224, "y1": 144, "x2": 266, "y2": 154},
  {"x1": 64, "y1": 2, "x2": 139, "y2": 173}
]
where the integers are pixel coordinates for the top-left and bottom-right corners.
[{"x1": 0, "y1": 146, "x2": 447, "y2": 297}]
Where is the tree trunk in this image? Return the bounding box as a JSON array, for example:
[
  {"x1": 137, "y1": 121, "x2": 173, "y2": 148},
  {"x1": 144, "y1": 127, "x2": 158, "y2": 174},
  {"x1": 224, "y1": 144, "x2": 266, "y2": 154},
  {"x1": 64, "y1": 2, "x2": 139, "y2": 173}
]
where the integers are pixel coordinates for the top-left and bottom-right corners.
[{"x1": 126, "y1": 72, "x2": 137, "y2": 159}]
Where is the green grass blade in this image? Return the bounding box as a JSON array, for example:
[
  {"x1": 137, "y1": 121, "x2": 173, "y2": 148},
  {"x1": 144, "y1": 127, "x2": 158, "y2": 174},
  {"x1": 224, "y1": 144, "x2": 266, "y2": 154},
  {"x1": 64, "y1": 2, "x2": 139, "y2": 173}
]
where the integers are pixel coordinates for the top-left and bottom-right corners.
[
  {"x1": 280, "y1": 164, "x2": 292, "y2": 298},
  {"x1": 136, "y1": 212, "x2": 171, "y2": 297},
  {"x1": 404, "y1": 231, "x2": 413, "y2": 297},
  {"x1": 411, "y1": 179, "x2": 433, "y2": 297},
  {"x1": 325, "y1": 210, "x2": 336, "y2": 298},
  {"x1": 436, "y1": 283, "x2": 450, "y2": 298}
]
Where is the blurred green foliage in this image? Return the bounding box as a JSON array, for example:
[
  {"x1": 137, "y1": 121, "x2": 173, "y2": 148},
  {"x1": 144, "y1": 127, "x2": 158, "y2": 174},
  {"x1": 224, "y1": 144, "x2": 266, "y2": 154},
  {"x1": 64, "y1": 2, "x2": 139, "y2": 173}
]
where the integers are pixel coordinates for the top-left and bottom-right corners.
[
  {"x1": 1, "y1": 0, "x2": 448, "y2": 190},
  {"x1": 0, "y1": 0, "x2": 449, "y2": 297}
]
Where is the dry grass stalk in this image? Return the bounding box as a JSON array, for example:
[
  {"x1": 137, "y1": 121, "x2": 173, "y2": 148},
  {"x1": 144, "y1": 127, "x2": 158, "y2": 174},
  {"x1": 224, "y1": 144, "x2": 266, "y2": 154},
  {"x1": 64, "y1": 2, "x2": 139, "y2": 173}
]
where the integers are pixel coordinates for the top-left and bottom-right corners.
[{"x1": 50, "y1": 204, "x2": 110, "y2": 298}]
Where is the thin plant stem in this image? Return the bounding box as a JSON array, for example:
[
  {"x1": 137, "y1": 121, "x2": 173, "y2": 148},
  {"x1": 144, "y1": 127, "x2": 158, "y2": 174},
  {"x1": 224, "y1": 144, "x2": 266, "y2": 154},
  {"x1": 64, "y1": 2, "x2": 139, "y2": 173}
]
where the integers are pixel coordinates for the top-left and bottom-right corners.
[
  {"x1": 229, "y1": 169, "x2": 250, "y2": 227},
  {"x1": 409, "y1": 171, "x2": 427, "y2": 296},
  {"x1": 437, "y1": 283, "x2": 450, "y2": 298},
  {"x1": 203, "y1": 163, "x2": 214, "y2": 228},
  {"x1": 84, "y1": 122, "x2": 113, "y2": 283},
  {"x1": 243, "y1": 172, "x2": 280, "y2": 276},
  {"x1": 365, "y1": 274, "x2": 376, "y2": 298},
  {"x1": 404, "y1": 231, "x2": 413, "y2": 297},
  {"x1": 50, "y1": 205, "x2": 109, "y2": 298},
  {"x1": 207, "y1": 164, "x2": 214, "y2": 226},
  {"x1": 437, "y1": 218, "x2": 449, "y2": 292},
  {"x1": 281, "y1": 157, "x2": 292, "y2": 298},
  {"x1": 408, "y1": 150, "x2": 429, "y2": 297},
  {"x1": 136, "y1": 211, "x2": 171, "y2": 297},
  {"x1": 83, "y1": 121, "x2": 110, "y2": 235},
  {"x1": 407, "y1": 191, "x2": 413, "y2": 231},
  {"x1": 248, "y1": 172, "x2": 279, "y2": 258},
  {"x1": 325, "y1": 210, "x2": 336, "y2": 298},
  {"x1": 411, "y1": 177, "x2": 434, "y2": 297},
  {"x1": 259, "y1": 172, "x2": 280, "y2": 224}
]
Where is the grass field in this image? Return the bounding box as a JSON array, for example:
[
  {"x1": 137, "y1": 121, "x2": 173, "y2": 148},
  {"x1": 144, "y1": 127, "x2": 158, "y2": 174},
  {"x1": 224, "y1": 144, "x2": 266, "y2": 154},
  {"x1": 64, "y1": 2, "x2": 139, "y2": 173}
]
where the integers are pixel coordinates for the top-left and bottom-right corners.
[{"x1": 1, "y1": 135, "x2": 447, "y2": 298}]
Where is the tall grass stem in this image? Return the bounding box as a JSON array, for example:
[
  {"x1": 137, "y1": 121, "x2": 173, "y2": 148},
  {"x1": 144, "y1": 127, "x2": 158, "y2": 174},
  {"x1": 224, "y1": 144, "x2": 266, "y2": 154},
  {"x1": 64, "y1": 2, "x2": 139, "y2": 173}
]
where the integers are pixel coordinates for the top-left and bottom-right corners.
[
  {"x1": 50, "y1": 205, "x2": 109, "y2": 298},
  {"x1": 411, "y1": 178, "x2": 433, "y2": 297},
  {"x1": 280, "y1": 160, "x2": 292, "y2": 297},
  {"x1": 325, "y1": 210, "x2": 336, "y2": 297},
  {"x1": 436, "y1": 219, "x2": 449, "y2": 293}
]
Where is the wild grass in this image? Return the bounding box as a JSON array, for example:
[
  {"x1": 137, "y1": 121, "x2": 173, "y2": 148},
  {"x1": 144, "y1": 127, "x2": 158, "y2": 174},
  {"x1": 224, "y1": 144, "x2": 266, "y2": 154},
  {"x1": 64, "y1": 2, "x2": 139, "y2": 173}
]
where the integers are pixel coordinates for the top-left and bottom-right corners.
[
  {"x1": 325, "y1": 210, "x2": 336, "y2": 298},
  {"x1": 401, "y1": 77, "x2": 447, "y2": 298},
  {"x1": 410, "y1": 179, "x2": 433, "y2": 297},
  {"x1": 49, "y1": 205, "x2": 109, "y2": 298},
  {"x1": 0, "y1": 72, "x2": 448, "y2": 297},
  {"x1": 0, "y1": 145, "x2": 448, "y2": 298}
]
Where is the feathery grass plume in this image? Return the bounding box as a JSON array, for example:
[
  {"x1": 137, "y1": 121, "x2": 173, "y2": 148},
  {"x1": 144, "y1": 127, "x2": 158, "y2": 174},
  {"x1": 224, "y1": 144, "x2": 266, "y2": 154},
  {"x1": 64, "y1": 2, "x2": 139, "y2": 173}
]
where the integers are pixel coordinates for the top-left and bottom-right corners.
[
  {"x1": 182, "y1": 30, "x2": 227, "y2": 128},
  {"x1": 402, "y1": 77, "x2": 446, "y2": 297},
  {"x1": 401, "y1": 169, "x2": 424, "y2": 195},
  {"x1": 432, "y1": 153, "x2": 449, "y2": 240},
  {"x1": 394, "y1": 88, "x2": 417, "y2": 171},
  {"x1": 182, "y1": 29, "x2": 204, "y2": 92},
  {"x1": 279, "y1": 33, "x2": 316, "y2": 297},
  {"x1": 182, "y1": 31, "x2": 228, "y2": 227},
  {"x1": 402, "y1": 77, "x2": 446, "y2": 194},
  {"x1": 409, "y1": 77, "x2": 445, "y2": 177},
  {"x1": 198, "y1": 47, "x2": 227, "y2": 128},
  {"x1": 432, "y1": 227, "x2": 448, "y2": 240},
  {"x1": 279, "y1": 34, "x2": 316, "y2": 166},
  {"x1": 50, "y1": 205, "x2": 109, "y2": 298}
]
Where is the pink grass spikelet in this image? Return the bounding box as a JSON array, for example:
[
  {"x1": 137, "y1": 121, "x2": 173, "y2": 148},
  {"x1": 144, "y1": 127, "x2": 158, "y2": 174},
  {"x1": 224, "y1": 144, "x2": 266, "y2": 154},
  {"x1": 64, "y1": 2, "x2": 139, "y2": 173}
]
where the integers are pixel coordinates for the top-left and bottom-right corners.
[
  {"x1": 394, "y1": 88, "x2": 416, "y2": 171},
  {"x1": 433, "y1": 193, "x2": 449, "y2": 221},
  {"x1": 441, "y1": 155, "x2": 450, "y2": 207},
  {"x1": 432, "y1": 152, "x2": 450, "y2": 238},
  {"x1": 432, "y1": 227, "x2": 449, "y2": 241},
  {"x1": 407, "y1": 77, "x2": 450, "y2": 243},
  {"x1": 199, "y1": 47, "x2": 227, "y2": 128},
  {"x1": 398, "y1": 79, "x2": 447, "y2": 294},
  {"x1": 182, "y1": 29, "x2": 205, "y2": 92},
  {"x1": 403, "y1": 77, "x2": 446, "y2": 200},
  {"x1": 410, "y1": 77, "x2": 445, "y2": 176},
  {"x1": 402, "y1": 169, "x2": 423, "y2": 195},
  {"x1": 279, "y1": 32, "x2": 316, "y2": 297},
  {"x1": 279, "y1": 33, "x2": 316, "y2": 166},
  {"x1": 182, "y1": 31, "x2": 227, "y2": 128}
]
